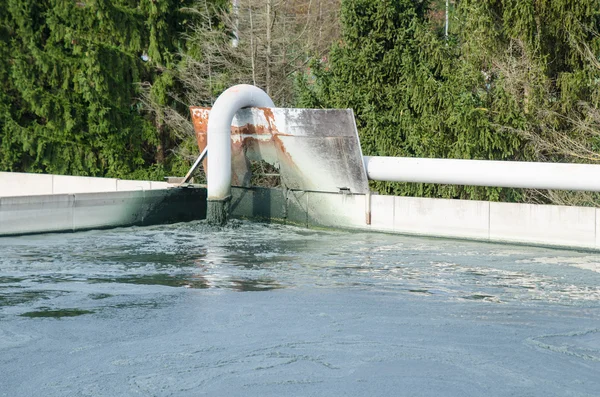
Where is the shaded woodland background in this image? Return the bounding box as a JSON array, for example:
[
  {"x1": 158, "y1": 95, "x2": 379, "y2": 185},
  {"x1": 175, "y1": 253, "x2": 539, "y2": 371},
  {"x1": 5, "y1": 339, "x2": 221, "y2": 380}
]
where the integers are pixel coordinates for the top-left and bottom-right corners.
[{"x1": 2, "y1": 0, "x2": 600, "y2": 205}]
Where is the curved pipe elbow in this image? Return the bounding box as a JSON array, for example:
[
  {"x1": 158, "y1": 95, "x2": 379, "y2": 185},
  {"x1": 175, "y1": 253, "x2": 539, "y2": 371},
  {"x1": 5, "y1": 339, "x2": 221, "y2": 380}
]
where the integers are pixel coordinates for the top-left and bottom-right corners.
[{"x1": 207, "y1": 84, "x2": 274, "y2": 201}]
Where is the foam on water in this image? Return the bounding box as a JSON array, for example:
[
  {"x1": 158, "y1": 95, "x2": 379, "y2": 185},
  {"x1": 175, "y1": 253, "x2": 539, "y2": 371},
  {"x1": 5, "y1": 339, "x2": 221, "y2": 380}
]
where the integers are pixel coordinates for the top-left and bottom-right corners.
[{"x1": 1, "y1": 220, "x2": 599, "y2": 396}]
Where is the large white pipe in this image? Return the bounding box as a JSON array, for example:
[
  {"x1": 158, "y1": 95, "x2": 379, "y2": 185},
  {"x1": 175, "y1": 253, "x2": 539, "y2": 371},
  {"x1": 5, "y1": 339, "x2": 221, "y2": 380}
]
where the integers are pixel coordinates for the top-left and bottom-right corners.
[
  {"x1": 207, "y1": 84, "x2": 274, "y2": 201},
  {"x1": 363, "y1": 156, "x2": 600, "y2": 191}
]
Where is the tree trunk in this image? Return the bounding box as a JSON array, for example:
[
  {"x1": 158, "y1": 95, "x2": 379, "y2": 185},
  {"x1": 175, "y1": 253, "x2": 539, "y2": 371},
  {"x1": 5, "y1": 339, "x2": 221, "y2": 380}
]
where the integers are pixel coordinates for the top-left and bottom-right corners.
[
  {"x1": 249, "y1": 3, "x2": 257, "y2": 86},
  {"x1": 266, "y1": 0, "x2": 272, "y2": 95},
  {"x1": 155, "y1": 112, "x2": 166, "y2": 164}
]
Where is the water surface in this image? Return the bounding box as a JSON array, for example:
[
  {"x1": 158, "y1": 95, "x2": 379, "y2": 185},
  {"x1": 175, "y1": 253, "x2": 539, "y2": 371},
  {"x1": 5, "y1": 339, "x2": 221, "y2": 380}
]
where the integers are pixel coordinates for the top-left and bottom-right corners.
[{"x1": 1, "y1": 220, "x2": 599, "y2": 396}]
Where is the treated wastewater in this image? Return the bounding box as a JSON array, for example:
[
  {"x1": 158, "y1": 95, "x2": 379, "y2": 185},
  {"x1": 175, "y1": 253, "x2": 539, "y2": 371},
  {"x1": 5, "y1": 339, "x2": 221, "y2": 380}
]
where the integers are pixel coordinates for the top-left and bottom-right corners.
[{"x1": 1, "y1": 220, "x2": 599, "y2": 396}]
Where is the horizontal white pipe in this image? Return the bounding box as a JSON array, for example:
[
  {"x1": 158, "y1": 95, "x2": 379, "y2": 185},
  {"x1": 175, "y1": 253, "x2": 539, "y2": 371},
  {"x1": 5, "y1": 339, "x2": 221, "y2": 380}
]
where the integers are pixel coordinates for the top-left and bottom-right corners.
[
  {"x1": 363, "y1": 156, "x2": 600, "y2": 191},
  {"x1": 207, "y1": 84, "x2": 274, "y2": 201}
]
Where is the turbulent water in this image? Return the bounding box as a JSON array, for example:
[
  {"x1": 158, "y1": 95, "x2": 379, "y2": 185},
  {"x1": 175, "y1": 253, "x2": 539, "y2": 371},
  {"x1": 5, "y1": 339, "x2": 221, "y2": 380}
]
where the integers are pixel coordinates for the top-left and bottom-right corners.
[{"x1": 1, "y1": 220, "x2": 599, "y2": 396}]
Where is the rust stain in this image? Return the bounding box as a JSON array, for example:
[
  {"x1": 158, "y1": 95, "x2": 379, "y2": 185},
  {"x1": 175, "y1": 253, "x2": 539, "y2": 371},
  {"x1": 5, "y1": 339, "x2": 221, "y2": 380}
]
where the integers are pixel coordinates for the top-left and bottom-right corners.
[
  {"x1": 271, "y1": 134, "x2": 306, "y2": 188},
  {"x1": 231, "y1": 123, "x2": 272, "y2": 137},
  {"x1": 190, "y1": 107, "x2": 209, "y2": 135},
  {"x1": 189, "y1": 106, "x2": 306, "y2": 188},
  {"x1": 190, "y1": 106, "x2": 371, "y2": 196},
  {"x1": 190, "y1": 107, "x2": 210, "y2": 172},
  {"x1": 259, "y1": 107, "x2": 276, "y2": 133}
]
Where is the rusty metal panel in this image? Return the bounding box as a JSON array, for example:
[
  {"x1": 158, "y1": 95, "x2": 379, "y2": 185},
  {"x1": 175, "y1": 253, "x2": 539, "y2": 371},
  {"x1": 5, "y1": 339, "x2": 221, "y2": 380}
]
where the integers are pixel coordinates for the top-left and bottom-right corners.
[{"x1": 190, "y1": 107, "x2": 369, "y2": 194}]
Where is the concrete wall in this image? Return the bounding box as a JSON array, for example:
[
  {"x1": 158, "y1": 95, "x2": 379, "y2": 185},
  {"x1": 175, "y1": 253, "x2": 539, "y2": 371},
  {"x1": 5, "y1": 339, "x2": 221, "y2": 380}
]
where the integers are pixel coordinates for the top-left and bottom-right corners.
[
  {"x1": 369, "y1": 195, "x2": 597, "y2": 249},
  {"x1": 2, "y1": 171, "x2": 597, "y2": 250},
  {"x1": 0, "y1": 172, "x2": 171, "y2": 197},
  {"x1": 0, "y1": 188, "x2": 207, "y2": 237},
  {"x1": 230, "y1": 187, "x2": 600, "y2": 251}
]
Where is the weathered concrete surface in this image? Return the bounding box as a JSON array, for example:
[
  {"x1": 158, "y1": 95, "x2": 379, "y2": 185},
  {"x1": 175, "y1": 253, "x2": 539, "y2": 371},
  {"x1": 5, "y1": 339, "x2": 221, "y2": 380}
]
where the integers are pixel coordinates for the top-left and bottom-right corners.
[
  {"x1": 230, "y1": 188, "x2": 287, "y2": 223},
  {"x1": 71, "y1": 191, "x2": 147, "y2": 231},
  {"x1": 0, "y1": 172, "x2": 172, "y2": 197},
  {"x1": 53, "y1": 175, "x2": 118, "y2": 194},
  {"x1": 370, "y1": 194, "x2": 395, "y2": 232},
  {"x1": 0, "y1": 172, "x2": 54, "y2": 197},
  {"x1": 0, "y1": 195, "x2": 76, "y2": 235},
  {"x1": 0, "y1": 188, "x2": 207, "y2": 237},
  {"x1": 393, "y1": 197, "x2": 490, "y2": 240},
  {"x1": 306, "y1": 191, "x2": 367, "y2": 229},
  {"x1": 230, "y1": 186, "x2": 600, "y2": 251},
  {"x1": 116, "y1": 179, "x2": 152, "y2": 191},
  {"x1": 5, "y1": 172, "x2": 598, "y2": 250},
  {"x1": 489, "y1": 202, "x2": 596, "y2": 249},
  {"x1": 285, "y1": 190, "x2": 309, "y2": 227},
  {"x1": 190, "y1": 107, "x2": 369, "y2": 195}
]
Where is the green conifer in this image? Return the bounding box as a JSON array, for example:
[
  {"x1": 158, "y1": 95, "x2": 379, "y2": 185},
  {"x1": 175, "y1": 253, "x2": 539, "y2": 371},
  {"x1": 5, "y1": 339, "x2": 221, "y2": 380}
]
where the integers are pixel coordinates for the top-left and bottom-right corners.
[{"x1": 0, "y1": 0, "x2": 198, "y2": 178}]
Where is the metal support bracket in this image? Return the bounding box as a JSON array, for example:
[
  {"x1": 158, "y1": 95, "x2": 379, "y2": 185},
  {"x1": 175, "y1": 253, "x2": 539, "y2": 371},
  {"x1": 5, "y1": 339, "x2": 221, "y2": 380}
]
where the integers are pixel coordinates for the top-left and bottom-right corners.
[{"x1": 181, "y1": 147, "x2": 208, "y2": 184}]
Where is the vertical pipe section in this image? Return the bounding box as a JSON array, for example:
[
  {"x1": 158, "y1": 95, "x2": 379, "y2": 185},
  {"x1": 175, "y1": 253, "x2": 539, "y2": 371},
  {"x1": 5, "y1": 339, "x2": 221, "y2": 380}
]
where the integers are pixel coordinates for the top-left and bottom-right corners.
[{"x1": 207, "y1": 84, "x2": 274, "y2": 225}]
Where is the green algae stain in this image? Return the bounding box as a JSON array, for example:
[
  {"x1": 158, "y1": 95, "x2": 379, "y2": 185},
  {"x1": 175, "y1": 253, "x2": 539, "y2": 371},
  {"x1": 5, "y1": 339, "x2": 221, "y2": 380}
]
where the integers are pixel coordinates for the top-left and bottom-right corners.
[{"x1": 20, "y1": 308, "x2": 94, "y2": 318}]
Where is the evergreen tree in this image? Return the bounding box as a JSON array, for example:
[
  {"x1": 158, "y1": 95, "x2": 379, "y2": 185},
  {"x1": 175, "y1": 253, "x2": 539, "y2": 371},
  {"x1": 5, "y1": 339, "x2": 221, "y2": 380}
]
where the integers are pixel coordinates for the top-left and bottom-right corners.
[
  {"x1": 455, "y1": 0, "x2": 600, "y2": 205},
  {"x1": 0, "y1": 0, "x2": 197, "y2": 178},
  {"x1": 296, "y1": 0, "x2": 524, "y2": 200},
  {"x1": 297, "y1": 0, "x2": 600, "y2": 202},
  {"x1": 458, "y1": 0, "x2": 600, "y2": 150}
]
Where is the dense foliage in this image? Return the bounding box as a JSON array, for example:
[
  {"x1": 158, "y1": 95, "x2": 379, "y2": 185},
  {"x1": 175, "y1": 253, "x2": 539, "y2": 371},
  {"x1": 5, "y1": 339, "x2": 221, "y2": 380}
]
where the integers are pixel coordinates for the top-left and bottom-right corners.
[
  {"x1": 2, "y1": 0, "x2": 600, "y2": 204},
  {"x1": 0, "y1": 0, "x2": 199, "y2": 178},
  {"x1": 296, "y1": 0, "x2": 600, "y2": 202}
]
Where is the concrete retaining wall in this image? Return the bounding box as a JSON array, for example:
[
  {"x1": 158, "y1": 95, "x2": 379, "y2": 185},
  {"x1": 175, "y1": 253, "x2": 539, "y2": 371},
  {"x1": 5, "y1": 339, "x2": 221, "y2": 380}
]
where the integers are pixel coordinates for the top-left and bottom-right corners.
[
  {"x1": 2, "y1": 170, "x2": 597, "y2": 250},
  {"x1": 369, "y1": 195, "x2": 596, "y2": 249},
  {"x1": 0, "y1": 172, "x2": 171, "y2": 197},
  {"x1": 230, "y1": 187, "x2": 600, "y2": 250},
  {"x1": 0, "y1": 188, "x2": 207, "y2": 237}
]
